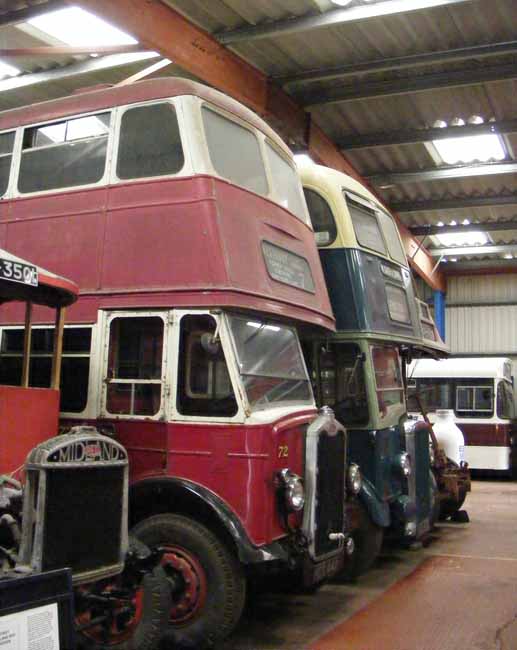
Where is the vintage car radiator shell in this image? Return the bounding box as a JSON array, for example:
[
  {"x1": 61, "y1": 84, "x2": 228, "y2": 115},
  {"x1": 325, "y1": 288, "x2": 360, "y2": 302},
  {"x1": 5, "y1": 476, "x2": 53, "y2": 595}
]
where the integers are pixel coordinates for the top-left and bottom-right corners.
[{"x1": 17, "y1": 430, "x2": 128, "y2": 585}]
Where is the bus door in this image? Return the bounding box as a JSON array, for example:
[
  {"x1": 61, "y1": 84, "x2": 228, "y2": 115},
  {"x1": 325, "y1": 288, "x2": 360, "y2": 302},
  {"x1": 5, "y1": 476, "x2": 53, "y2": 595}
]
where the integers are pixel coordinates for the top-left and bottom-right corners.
[{"x1": 99, "y1": 310, "x2": 172, "y2": 476}]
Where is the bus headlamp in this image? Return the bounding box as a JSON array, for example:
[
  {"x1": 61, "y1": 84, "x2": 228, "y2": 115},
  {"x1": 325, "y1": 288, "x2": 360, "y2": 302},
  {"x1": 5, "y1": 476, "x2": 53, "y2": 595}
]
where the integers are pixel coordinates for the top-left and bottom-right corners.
[
  {"x1": 347, "y1": 463, "x2": 362, "y2": 494},
  {"x1": 278, "y1": 469, "x2": 305, "y2": 512},
  {"x1": 397, "y1": 452, "x2": 412, "y2": 477}
]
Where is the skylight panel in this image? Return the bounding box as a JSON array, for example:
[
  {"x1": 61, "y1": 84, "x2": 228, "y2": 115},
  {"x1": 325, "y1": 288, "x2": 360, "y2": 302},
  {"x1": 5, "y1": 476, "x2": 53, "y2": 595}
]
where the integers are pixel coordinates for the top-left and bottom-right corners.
[
  {"x1": 433, "y1": 134, "x2": 506, "y2": 165},
  {"x1": 0, "y1": 60, "x2": 20, "y2": 79},
  {"x1": 28, "y1": 6, "x2": 137, "y2": 47},
  {"x1": 435, "y1": 231, "x2": 489, "y2": 248}
]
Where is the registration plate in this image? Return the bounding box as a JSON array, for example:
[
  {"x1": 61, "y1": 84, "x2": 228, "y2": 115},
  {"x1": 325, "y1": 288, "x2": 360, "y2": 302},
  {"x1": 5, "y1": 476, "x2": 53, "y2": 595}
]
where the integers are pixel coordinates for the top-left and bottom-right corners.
[{"x1": 304, "y1": 553, "x2": 344, "y2": 586}]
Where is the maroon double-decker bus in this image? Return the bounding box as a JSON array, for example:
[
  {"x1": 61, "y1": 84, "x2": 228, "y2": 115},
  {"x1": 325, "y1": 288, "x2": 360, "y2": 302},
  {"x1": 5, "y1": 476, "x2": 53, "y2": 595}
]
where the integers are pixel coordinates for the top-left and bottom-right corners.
[{"x1": 0, "y1": 79, "x2": 357, "y2": 647}]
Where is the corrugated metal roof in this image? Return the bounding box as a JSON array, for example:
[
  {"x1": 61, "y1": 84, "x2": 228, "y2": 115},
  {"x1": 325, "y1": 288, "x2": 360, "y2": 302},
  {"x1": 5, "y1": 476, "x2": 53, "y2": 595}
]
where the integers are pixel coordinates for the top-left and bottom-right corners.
[{"x1": 0, "y1": 0, "x2": 516, "y2": 269}]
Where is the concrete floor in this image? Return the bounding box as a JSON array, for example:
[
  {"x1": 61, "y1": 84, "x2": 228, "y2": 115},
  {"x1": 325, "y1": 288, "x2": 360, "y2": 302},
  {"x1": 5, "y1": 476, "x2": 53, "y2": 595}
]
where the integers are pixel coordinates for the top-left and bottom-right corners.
[{"x1": 221, "y1": 479, "x2": 517, "y2": 650}]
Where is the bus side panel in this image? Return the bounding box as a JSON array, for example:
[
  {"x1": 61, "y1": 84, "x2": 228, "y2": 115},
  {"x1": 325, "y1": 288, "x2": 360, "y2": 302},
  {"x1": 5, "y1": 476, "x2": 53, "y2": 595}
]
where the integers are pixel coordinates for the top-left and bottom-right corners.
[
  {"x1": 320, "y1": 248, "x2": 421, "y2": 337},
  {"x1": 106, "y1": 419, "x2": 305, "y2": 548},
  {"x1": 461, "y1": 422, "x2": 511, "y2": 470},
  {"x1": 7, "y1": 189, "x2": 108, "y2": 292},
  {"x1": 214, "y1": 180, "x2": 334, "y2": 328},
  {"x1": 104, "y1": 177, "x2": 226, "y2": 292}
]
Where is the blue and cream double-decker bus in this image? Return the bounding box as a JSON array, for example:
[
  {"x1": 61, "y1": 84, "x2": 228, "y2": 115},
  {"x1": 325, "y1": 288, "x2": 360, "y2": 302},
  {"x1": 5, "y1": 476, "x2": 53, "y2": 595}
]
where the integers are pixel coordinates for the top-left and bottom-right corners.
[{"x1": 300, "y1": 163, "x2": 468, "y2": 576}]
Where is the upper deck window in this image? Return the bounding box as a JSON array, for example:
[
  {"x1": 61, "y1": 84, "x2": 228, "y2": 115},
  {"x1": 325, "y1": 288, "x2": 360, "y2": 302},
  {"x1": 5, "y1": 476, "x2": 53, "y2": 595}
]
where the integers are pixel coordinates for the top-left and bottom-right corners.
[
  {"x1": 19, "y1": 112, "x2": 110, "y2": 194},
  {"x1": 117, "y1": 103, "x2": 184, "y2": 179},
  {"x1": 303, "y1": 188, "x2": 337, "y2": 246},
  {"x1": 347, "y1": 198, "x2": 387, "y2": 256},
  {"x1": 265, "y1": 142, "x2": 308, "y2": 223},
  {"x1": 202, "y1": 107, "x2": 268, "y2": 196},
  {"x1": 0, "y1": 131, "x2": 14, "y2": 197},
  {"x1": 378, "y1": 211, "x2": 407, "y2": 267}
]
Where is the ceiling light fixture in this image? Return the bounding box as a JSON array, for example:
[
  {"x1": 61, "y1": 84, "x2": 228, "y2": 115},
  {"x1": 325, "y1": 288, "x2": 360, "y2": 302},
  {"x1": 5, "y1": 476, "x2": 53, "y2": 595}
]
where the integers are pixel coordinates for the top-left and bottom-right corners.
[
  {"x1": 27, "y1": 6, "x2": 137, "y2": 47},
  {"x1": 435, "y1": 230, "x2": 489, "y2": 248}
]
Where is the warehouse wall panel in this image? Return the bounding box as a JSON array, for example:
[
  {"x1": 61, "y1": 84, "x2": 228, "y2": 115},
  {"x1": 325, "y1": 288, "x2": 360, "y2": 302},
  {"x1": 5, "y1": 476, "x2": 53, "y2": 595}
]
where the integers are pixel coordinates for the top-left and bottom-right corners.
[
  {"x1": 446, "y1": 304, "x2": 517, "y2": 355},
  {"x1": 447, "y1": 275, "x2": 517, "y2": 304}
]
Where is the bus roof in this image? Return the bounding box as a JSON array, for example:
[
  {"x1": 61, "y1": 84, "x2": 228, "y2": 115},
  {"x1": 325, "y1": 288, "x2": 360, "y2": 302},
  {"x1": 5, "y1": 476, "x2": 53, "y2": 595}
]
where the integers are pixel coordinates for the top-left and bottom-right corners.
[
  {"x1": 0, "y1": 77, "x2": 291, "y2": 159},
  {"x1": 409, "y1": 357, "x2": 512, "y2": 380},
  {"x1": 300, "y1": 162, "x2": 382, "y2": 211},
  {"x1": 0, "y1": 248, "x2": 78, "y2": 308}
]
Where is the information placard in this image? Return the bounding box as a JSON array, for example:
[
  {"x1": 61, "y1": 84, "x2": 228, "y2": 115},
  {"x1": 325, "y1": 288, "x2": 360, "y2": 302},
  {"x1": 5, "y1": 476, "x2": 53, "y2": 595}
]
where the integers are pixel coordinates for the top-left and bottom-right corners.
[{"x1": 0, "y1": 602, "x2": 60, "y2": 649}]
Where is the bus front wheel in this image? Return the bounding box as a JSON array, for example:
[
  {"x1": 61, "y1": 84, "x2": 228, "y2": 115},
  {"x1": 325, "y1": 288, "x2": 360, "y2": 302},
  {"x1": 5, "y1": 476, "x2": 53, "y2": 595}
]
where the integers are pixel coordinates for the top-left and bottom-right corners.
[{"x1": 132, "y1": 514, "x2": 246, "y2": 649}]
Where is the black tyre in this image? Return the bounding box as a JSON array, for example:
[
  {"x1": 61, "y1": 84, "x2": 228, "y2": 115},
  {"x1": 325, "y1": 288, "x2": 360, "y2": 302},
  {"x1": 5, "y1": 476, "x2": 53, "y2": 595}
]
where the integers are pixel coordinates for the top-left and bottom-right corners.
[
  {"x1": 338, "y1": 503, "x2": 383, "y2": 580},
  {"x1": 76, "y1": 539, "x2": 171, "y2": 650},
  {"x1": 132, "y1": 514, "x2": 246, "y2": 649},
  {"x1": 438, "y1": 459, "x2": 468, "y2": 520},
  {"x1": 439, "y1": 485, "x2": 467, "y2": 520}
]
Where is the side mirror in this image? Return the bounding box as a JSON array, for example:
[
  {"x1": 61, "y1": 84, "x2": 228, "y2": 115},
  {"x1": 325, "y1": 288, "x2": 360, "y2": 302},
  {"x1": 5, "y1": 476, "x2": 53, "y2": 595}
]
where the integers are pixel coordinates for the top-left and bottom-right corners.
[{"x1": 201, "y1": 333, "x2": 221, "y2": 355}]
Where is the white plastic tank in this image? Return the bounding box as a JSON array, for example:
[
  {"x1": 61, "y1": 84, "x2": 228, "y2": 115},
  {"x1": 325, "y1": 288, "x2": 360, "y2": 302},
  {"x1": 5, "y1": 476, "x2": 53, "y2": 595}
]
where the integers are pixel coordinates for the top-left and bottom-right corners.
[{"x1": 432, "y1": 409, "x2": 465, "y2": 465}]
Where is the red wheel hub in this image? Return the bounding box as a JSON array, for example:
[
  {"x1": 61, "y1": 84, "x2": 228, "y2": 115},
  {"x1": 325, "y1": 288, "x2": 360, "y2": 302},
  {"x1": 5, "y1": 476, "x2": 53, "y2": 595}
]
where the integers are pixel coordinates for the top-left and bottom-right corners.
[
  {"x1": 162, "y1": 545, "x2": 207, "y2": 624},
  {"x1": 76, "y1": 585, "x2": 144, "y2": 646}
]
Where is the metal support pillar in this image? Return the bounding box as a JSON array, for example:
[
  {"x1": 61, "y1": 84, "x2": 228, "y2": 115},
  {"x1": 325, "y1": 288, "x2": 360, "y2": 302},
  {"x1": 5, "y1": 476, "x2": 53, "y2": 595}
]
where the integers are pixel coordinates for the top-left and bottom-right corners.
[{"x1": 433, "y1": 290, "x2": 446, "y2": 341}]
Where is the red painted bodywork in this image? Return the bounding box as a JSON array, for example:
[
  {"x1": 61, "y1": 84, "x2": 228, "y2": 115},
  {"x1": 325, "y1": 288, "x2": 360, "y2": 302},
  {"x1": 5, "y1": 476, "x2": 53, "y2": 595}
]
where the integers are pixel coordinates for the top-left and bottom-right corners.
[
  {"x1": 0, "y1": 79, "x2": 334, "y2": 553},
  {"x1": 100, "y1": 412, "x2": 310, "y2": 545},
  {"x1": 461, "y1": 423, "x2": 511, "y2": 447},
  {"x1": 0, "y1": 385, "x2": 59, "y2": 474},
  {"x1": 0, "y1": 175, "x2": 333, "y2": 330}
]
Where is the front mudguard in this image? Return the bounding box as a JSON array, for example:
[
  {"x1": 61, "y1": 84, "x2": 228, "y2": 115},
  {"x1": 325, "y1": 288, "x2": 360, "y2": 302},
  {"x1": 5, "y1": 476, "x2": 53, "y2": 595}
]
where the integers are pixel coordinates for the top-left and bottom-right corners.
[
  {"x1": 390, "y1": 494, "x2": 417, "y2": 529},
  {"x1": 358, "y1": 477, "x2": 390, "y2": 528}
]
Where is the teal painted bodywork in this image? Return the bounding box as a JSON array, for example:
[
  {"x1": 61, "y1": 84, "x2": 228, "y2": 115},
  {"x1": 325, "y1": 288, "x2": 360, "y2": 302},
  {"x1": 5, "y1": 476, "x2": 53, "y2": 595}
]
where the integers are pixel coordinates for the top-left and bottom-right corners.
[
  {"x1": 319, "y1": 248, "x2": 421, "y2": 338},
  {"x1": 348, "y1": 422, "x2": 430, "y2": 537},
  {"x1": 358, "y1": 476, "x2": 390, "y2": 528}
]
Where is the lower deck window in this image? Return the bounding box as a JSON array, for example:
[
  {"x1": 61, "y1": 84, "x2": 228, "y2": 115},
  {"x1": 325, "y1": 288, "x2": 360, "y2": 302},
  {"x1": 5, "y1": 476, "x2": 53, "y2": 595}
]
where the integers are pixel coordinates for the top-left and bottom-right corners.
[
  {"x1": 0, "y1": 327, "x2": 91, "y2": 412},
  {"x1": 371, "y1": 345, "x2": 404, "y2": 419},
  {"x1": 314, "y1": 342, "x2": 369, "y2": 426},
  {"x1": 456, "y1": 385, "x2": 493, "y2": 416},
  {"x1": 177, "y1": 315, "x2": 237, "y2": 417},
  {"x1": 105, "y1": 317, "x2": 164, "y2": 417}
]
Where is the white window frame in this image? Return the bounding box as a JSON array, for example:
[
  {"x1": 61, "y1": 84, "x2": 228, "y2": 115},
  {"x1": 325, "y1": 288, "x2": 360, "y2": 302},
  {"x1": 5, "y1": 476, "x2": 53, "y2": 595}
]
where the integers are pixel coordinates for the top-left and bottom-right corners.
[
  {"x1": 12, "y1": 108, "x2": 115, "y2": 199},
  {"x1": 198, "y1": 100, "x2": 270, "y2": 198},
  {"x1": 455, "y1": 385, "x2": 493, "y2": 413},
  {"x1": 344, "y1": 190, "x2": 408, "y2": 269},
  {"x1": 99, "y1": 310, "x2": 171, "y2": 421},
  {"x1": 173, "y1": 310, "x2": 245, "y2": 424},
  {"x1": 0, "y1": 129, "x2": 17, "y2": 199},
  {"x1": 263, "y1": 138, "x2": 311, "y2": 226},
  {"x1": 110, "y1": 97, "x2": 193, "y2": 185}
]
